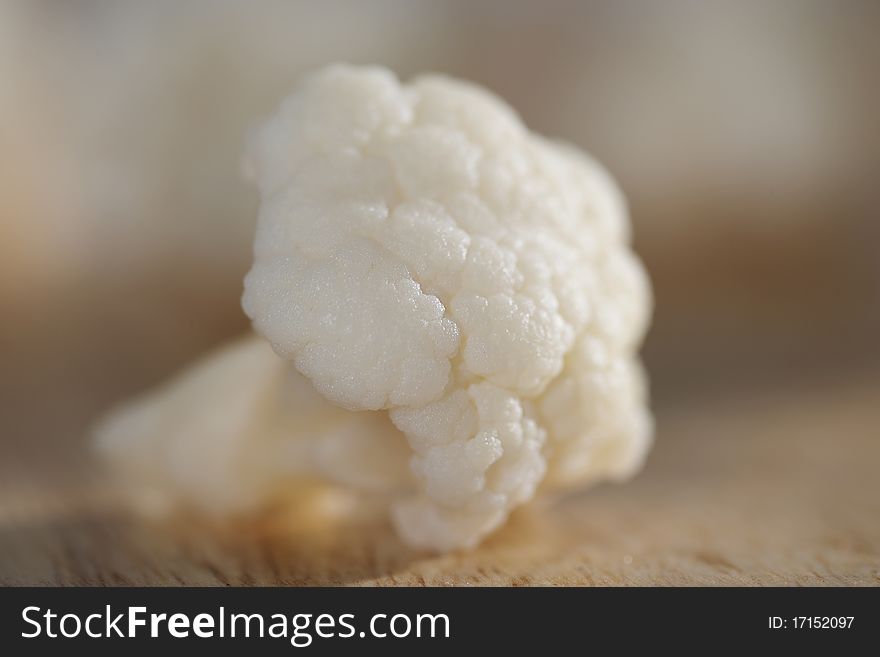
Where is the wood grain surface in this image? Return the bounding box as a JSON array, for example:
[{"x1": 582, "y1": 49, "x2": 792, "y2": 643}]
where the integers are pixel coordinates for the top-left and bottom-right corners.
[{"x1": 2, "y1": 370, "x2": 878, "y2": 586}]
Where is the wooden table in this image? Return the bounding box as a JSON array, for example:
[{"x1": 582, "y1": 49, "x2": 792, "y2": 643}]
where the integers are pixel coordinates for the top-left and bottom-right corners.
[{"x1": 1, "y1": 370, "x2": 878, "y2": 586}]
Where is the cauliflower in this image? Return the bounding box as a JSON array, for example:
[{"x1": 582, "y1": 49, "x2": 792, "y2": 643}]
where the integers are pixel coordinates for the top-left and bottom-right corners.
[
  {"x1": 96, "y1": 65, "x2": 651, "y2": 551},
  {"x1": 241, "y1": 65, "x2": 652, "y2": 550}
]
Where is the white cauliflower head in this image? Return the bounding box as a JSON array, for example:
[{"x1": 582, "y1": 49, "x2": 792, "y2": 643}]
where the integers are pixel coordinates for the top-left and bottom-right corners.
[{"x1": 243, "y1": 65, "x2": 652, "y2": 550}]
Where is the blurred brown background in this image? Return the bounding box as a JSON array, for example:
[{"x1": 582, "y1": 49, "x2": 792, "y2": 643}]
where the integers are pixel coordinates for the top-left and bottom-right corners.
[{"x1": 1, "y1": 0, "x2": 878, "y2": 584}]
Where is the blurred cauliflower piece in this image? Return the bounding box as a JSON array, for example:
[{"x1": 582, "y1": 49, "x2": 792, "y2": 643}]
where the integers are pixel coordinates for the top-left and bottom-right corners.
[
  {"x1": 95, "y1": 335, "x2": 410, "y2": 516},
  {"x1": 243, "y1": 65, "x2": 652, "y2": 550}
]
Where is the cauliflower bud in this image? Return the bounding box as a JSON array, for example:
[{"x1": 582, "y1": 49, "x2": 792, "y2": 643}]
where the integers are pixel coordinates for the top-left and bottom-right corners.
[{"x1": 243, "y1": 65, "x2": 653, "y2": 550}]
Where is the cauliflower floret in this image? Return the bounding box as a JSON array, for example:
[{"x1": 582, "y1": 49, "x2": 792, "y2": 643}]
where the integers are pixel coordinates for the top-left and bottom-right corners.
[
  {"x1": 243, "y1": 65, "x2": 652, "y2": 550},
  {"x1": 95, "y1": 335, "x2": 411, "y2": 516}
]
